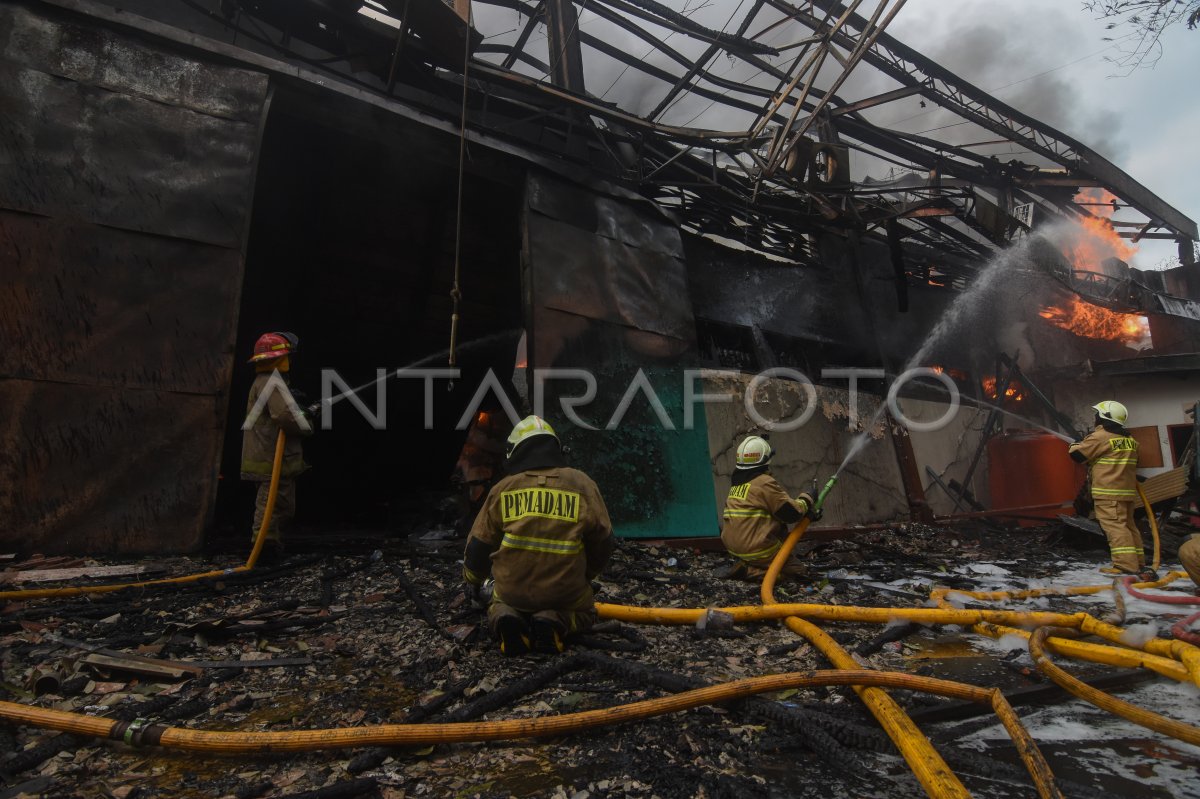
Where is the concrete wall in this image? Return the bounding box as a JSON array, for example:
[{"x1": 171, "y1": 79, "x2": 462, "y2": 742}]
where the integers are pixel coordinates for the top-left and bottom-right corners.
[
  {"x1": 700, "y1": 371, "x2": 909, "y2": 529},
  {"x1": 1050, "y1": 377, "x2": 1200, "y2": 477},
  {"x1": 698, "y1": 371, "x2": 1001, "y2": 527},
  {"x1": 901, "y1": 396, "x2": 994, "y2": 515}
]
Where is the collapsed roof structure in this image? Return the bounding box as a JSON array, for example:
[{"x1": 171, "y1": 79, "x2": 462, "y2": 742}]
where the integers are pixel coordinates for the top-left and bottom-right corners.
[{"x1": 1, "y1": 0, "x2": 1198, "y2": 554}]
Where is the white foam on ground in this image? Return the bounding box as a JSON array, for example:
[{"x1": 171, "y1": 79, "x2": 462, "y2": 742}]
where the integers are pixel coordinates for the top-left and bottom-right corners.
[{"x1": 932, "y1": 558, "x2": 1200, "y2": 795}]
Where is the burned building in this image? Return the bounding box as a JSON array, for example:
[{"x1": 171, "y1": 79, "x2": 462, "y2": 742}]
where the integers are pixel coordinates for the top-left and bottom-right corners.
[{"x1": 2, "y1": 0, "x2": 1198, "y2": 554}]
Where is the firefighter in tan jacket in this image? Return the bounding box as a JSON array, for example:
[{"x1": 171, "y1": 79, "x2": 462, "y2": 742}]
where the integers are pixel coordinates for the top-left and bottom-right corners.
[
  {"x1": 720, "y1": 435, "x2": 816, "y2": 580},
  {"x1": 241, "y1": 332, "x2": 312, "y2": 556},
  {"x1": 1068, "y1": 400, "x2": 1154, "y2": 580},
  {"x1": 463, "y1": 416, "x2": 614, "y2": 655},
  {"x1": 1180, "y1": 536, "x2": 1200, "y2": 595}
]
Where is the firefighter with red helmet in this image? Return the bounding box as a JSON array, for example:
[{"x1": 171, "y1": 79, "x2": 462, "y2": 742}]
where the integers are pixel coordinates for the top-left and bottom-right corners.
[
  {"x1": 1069, "y1": 400, "x2": 1156, "y2": 580},
  {"x1": 463, "y1": 416, "x2": 614, "y2": 655},
  {"x1": 720, "y1": 435, "x2": 816, "y2": 580},
  {"x1": 241, "y1": 332, "x2": 312, "y2": 557}
]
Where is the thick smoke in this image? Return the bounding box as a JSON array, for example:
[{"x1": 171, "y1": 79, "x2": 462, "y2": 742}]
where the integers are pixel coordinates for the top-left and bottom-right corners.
[{"x1": 892, "y1": 7, "x2": 1129, "y2": 162}]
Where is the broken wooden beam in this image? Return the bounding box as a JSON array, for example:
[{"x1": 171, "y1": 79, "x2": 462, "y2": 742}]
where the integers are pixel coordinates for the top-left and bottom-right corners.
[
  {"x1": 45, "y1": 634, "x2": 204, "y2": 676},
  {"x1": 1, "y1": 564, "x2": 164, "y2": 585},
  {"x1": 80, "y1": 652, "x2": 193, "y2": 681}
]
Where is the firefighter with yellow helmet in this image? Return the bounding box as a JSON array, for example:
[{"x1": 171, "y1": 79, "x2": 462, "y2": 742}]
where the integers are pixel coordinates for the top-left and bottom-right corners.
[
  {"x1": 463, "y1": 416, "x2": 614, "y2": 655},
  {"x1": 1069, "y1": 400, "x2": 1155, "y2": 580},
  {"x1": 1180, "y1": 536, "x2": 1200, "y2": 595},
  {"x1": 720, "y1": 435, "x2": 816, "y2": 580},
  {"x1": 240, "y1": 332, "x2": 313, "y2": 559}
]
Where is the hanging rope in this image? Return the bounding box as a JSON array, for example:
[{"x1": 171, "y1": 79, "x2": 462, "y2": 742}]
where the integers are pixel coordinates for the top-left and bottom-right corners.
[{"x1": 448, "y1": 6, "x2": 472, "y2": 367}]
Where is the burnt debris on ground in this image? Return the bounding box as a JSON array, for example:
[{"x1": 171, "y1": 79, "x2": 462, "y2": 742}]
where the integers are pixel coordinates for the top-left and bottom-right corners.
[{"x1": 2, "y1": 521, "x2": 1199, "y2": 799}]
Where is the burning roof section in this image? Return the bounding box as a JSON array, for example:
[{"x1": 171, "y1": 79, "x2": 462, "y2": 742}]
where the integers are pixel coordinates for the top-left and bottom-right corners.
[{"x1": 138, "y1": 1, "x2": 1196, "y2": 289}]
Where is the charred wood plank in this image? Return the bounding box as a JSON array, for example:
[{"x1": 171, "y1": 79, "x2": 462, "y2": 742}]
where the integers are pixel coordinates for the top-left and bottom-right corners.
[{"x1": 909, "y1": 668, "x2": 1154, "y2": 724}]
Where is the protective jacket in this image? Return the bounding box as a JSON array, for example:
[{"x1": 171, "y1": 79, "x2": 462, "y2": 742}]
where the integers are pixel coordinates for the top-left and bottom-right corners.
[
  {"x1": 464, "y1": 466, "x2": 613, "y2": 613},
  {"x1": 1069, "y1": 425, "x2": 1139, "y2": 499},
  {"x1": 721, "y1": 471, "x2": 811, "y2": 563},
  {"x1": 1180, "y1": 535, "x2": 1200, "y2": 590},
  {"x1": 240, "y1": 372, "x2": 311, "y2": 480}
]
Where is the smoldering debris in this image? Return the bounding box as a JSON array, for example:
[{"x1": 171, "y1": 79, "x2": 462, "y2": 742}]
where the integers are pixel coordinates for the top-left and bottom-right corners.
[{"x1": 1, "y1": 521, "x2": 1198, "y2": 798}]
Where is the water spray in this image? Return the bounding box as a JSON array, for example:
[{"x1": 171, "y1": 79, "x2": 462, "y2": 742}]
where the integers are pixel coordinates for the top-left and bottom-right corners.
[{"x1": 303, "y1": 330, "x2": 520, "y2": 417}]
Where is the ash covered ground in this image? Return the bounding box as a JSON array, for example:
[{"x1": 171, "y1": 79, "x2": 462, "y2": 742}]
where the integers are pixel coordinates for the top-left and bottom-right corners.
[{"x1": 2, "y1": 520, "x2": 1199, "y2": 799}]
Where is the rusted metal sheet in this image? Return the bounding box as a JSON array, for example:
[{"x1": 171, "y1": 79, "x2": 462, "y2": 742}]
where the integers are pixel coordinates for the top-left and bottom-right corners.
[
  {"x1": 0, "y1": 213, "x2": 244, "y2": 392},
  {"x1": 0, "y1": 379, "x2": 224, "y2": 554},
  {"x1": 0, "y1": 14, "x2": 265, "y2": 245},
  {"x1": 525, "y1": 173, "x2": 693, "y2": 342},
  {"x1": 0, "y1": 2, "x2": 269, "y2": 554},
  {"x1": 523, "y1": 171, "x2": 715, "y2": 538}
]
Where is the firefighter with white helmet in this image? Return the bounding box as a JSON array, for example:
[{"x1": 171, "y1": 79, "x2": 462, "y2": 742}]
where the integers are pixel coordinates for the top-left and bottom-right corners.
[
  {"x1": 719, "y1": 434, "x2": 817, "y2": 580},
  {"x1": 240, "y1": 331, "x2": 313, "y2": 560},
  {"x1": 1069, "y1": 400, "x2": 1155, "y2": 580},
  {"x1": 463, "y1": 415, "x2": 614, "y2": 655}
]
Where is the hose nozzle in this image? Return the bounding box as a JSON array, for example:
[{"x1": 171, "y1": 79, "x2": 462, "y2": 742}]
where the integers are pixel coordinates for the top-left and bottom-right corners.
[{"x1": 815, "y1": 474, "x2": 838, "y2": 511}]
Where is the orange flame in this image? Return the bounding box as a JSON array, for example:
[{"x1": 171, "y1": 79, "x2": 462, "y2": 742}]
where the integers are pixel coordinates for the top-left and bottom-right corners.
[
  {"x1": 930, "y1": 365, "x2": 969, "y2": 381},
  {"x1": 1039, "y1": 295, "x2": 1149, "y2": 344},
  {"x1": 1077, "y1": 187, "x2": 1121, "y2": 218},
  {"x1": 1068, "y1": 189, "x2": 1137, "y2": 269},
  {"x1": 982, "y1": 376, "x2": 1025, "y2": 402}
]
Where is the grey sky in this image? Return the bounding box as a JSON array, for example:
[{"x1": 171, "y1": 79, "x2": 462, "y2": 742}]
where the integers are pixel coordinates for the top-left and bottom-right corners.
[
  {"x1": 889, "y1": 0, "x2": 1199, "y2": 269},
  {"x1": 469, "y1": 1, "x2": 1196, "y2": 268}
]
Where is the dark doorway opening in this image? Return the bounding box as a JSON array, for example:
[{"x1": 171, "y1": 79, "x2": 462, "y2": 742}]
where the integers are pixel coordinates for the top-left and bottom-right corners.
[{"x1": 212, "y1": 96, "x2": 523, "y2": 546}]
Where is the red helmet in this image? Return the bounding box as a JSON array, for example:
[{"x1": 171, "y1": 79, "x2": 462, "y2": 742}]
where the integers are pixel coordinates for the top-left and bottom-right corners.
[{"x1": 249, "y1": 332, "x2": 295, "y2": 363}]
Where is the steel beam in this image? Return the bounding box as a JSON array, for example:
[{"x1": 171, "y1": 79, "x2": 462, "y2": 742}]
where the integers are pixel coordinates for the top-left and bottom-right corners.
[{"x1": 778, "y1": 0, "x2": 1197, "y2": 240}]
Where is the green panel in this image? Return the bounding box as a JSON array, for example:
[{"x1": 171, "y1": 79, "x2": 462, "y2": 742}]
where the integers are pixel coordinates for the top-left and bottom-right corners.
[
  {"x1": 616, "y1": 396, "x2": 718, "y2": 539},
  {"x1": 555, "y1": 367, "x2": 718, "y2": 539}
]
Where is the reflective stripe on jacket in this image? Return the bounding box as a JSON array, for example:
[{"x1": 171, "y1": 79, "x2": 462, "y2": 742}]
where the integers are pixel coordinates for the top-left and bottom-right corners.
[
  {"x1": 1068, "y1": 426, "x2": 1138, "y2": 499},
  {"x1": 240, "y1": 372, "x2": 311, "y2": 480},
  {"x1": 466, "y1": 467, "x2": 613, "y2": 613},
  {"x1": 721, "y1": 473, "x2": 809, "y2": 562}
]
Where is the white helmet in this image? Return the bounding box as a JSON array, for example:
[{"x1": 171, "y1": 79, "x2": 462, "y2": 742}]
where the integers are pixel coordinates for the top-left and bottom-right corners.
[
  {"x1": 1092, "y1": 400, "x2": 1128, "y2": 426},
  {"x1": 506, "y1": 415, "x2": 559, "y2": 458},
  {"x1": 735, "y1": 435, "x2": 773, "y2": 470}
]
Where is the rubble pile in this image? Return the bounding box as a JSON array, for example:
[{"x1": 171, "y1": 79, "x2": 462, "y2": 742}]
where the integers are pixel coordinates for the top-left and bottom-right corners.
[{"x1": 1, "y1": 521, "x2": 1198, "y2": 798}]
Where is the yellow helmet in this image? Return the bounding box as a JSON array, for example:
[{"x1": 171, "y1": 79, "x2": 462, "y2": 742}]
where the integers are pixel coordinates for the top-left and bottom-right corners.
[
  {"x1": 1092, "y1": 400, "x2": 1128, "y2": 426},
  {"x1": 506, "y1": 415, "x2": 559, "y2": 458},
  {"x1": 735, "y1": 435, "x2": 773, "y2": 470}
]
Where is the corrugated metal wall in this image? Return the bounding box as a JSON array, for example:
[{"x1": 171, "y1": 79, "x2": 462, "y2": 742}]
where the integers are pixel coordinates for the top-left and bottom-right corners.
[
  {"x1": 522, "y1": 171, "x2": 717, "y2": 537},
  {"x1": 0, "y1": 3, "x2": 269, "y2": 553}
]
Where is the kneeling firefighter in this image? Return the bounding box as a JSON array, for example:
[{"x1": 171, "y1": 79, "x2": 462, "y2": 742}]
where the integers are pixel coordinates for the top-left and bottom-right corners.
[
  {"x1": 1068, "y1": 400, "x2": 1155, "y2": 580},
  {"x1": 720, "y1": 435, "x2": 817, "y2": 580},
  {"x1": 463, "y1": 416, "x2": 614, "y2": 655}
]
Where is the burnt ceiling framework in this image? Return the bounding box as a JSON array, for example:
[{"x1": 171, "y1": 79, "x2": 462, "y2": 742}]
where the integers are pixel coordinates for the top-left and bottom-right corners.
[{"x1": 73, "y1": 0, "x2": 1199, "y2": 290}]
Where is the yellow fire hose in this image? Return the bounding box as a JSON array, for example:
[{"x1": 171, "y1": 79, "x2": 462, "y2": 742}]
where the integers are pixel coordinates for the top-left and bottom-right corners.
[
  {"x1": 0, "y1": 431, "x2": 286, "y2": 603},
  {"x1": 0, "y1": 448, "x2": 1195, "y2": 792},
  {"x1": 969, "y1": 620, "x2": 1189, "y2": 682},
  {"x1": 600, "y1": 600, "x2": 1200, "y2": 689},
  {"x1": 1136, "y1": 482, "x2": 1161, "y2": 571},
  {"x1": 0, "y1": 669, "x2": 1057, "y2": 763},
  {"x1": 1029, "y1": 627, "x2": 1200, "y2": 747},
  {"x1": 758, "y1": 520, "x2": 973, "y2": 799}
]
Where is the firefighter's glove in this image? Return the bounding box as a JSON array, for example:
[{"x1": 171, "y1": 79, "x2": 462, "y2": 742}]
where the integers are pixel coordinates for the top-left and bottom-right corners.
[
  {"x1": 301, "y1": 402, "x2": 323, "y2": 432},
  {"x1": 798, "y1": 492, "x2": 820, "y2": 521},
  {"x1": 467, "y1": 579, "x2": 494, "y2": 610}
]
